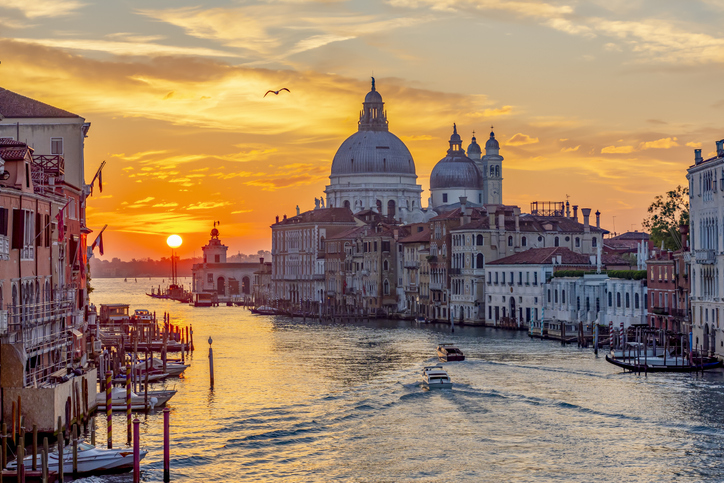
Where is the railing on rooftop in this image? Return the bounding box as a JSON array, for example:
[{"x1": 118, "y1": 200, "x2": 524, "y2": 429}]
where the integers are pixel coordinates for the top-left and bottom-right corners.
[{"x1": 31, "y1": 155, "x2": 65, "y2": 194}]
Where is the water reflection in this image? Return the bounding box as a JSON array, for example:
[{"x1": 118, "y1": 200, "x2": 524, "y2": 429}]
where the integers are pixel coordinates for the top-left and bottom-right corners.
[{"x1": 88, "y1": 278, "x2": 724, "y2": 482}]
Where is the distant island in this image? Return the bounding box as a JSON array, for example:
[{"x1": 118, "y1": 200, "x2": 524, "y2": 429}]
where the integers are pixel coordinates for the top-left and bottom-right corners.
[{"x1": 90, "y1": 250, "x2": 271, "y2": 278}]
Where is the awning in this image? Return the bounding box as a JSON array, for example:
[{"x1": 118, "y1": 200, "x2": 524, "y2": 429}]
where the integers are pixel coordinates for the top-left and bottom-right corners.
[{"x1": 69, "y1": 329, "x2": 83, "y2": 338}]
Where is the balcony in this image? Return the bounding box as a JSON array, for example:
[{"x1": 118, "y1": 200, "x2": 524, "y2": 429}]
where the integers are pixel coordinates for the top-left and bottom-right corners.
[
  {"x1": 405, "y1": 284, "x2": 419, "y2": 293},
  {"x1": 430, "y1": 282, "x2": 444, "y2": 291},
  {"x1": 651, "y1": 306, "x2": 669, "y2": 316},
  {"x1": 31, "y1": 154, "x2": 65, "y2": 194},
  {"x1": 695, "y1": 249, "x2": 715, "y2": 264},
  {"x1": 404, "y1": 261, "x2": 419, "y2": 269},
  {"x1": 450, "y1": 268, "x2": 462, "y2": 275}
]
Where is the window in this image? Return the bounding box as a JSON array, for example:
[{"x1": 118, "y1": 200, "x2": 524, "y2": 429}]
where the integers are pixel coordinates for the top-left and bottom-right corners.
[
  {"x1": 51, "y1": 138, "x2": 63, "y2": 155},
  {"x1": 635, "y1": 293, "x2": 640, "y2": 309},
  {"x1": 617, "y1": 292, "x2": 621, "y2": 307},
  {"x1": 383, "y1": 279, "x2": 390, "y2": 295},
  {"x1": 562, "y1": 290, "x2": 566, "y2": 304},
  {"x1": 533, "y1": 272, "x2": 538, "y2": 285},
  {"x1": 625, "y1": 293, "x2": 630, "y2": 308},
  {"x1": 494, "y1": 272, "x2": 499, "y2": 284},
  {"x1": 383, "y1": 260, "x2": 389, "y2": 271},
  {"x1": 522, "y1": 236, "x2": 527, "y2": 247},
  {"x1": 374, "y1": 241, "x2": 378, "y2": 252},
  {"x1": 207, "y1": 273, "x2": 213, "y2": 283},
  {"x1": 442, "y1": 193, "x2": 448, "y2": 203},
  {"x1": 214, "y1": 254, "x2": 220, "y2": 263},
  {"x1": 476, "y1": 234, "x2": 483, "y2": 246},
  {"x1": 608, "y1": 292, "x2": 612, "y2": 307},
  {"x1": 592, "y1": 237, "x2": 597, "y2": 247},
  {"x1": 548, "y1": 289, "x2": 551, "y2": 303},
  {"x1": 478, "y1": 193, "x2": 482, "y2": 204},
  {"x1": 577, "y1": 297, "x2": 580, "y2": 311},
  {"x1": 554, "y1": 236, "x2": 559, "y2": 247},
  {"x1": 575, "y1": 237, "x2": 580, "y2": 248},
  {"x1": 476, "y1": 253, "x2": 484, "y2": 269},
  {"x1": 554, "y1": 290, "x2": 558, "y2": 303},
  {"x1": 508, "y1": 236, "x2": 513, "y2": 247}
]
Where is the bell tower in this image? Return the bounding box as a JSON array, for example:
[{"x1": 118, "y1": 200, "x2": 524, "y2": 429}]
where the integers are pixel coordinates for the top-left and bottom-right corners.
[
  {"x1": 202, "y1": 222, "x2": 228, "y2": 264},
  {"x1": 482, "y1": 128, "x2": 503, "y2": 204}
]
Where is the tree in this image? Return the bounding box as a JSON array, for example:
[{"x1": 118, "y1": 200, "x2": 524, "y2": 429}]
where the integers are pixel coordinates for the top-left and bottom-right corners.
[{"x1": 642, "y1": 185, "x2": 689, "y2": 250}]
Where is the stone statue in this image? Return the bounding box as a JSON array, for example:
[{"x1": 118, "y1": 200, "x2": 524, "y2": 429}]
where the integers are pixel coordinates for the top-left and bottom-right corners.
[
  {"x1": 320, "y1": 197, "x2": 325, "y2": 208},
  {"x1": 314, "y1": 198, "x2": 320, "y2": 209}
]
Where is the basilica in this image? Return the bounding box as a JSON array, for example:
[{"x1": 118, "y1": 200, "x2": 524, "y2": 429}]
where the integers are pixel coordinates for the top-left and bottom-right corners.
[{"x1": 323, "y1": 78, "x2": 501, "y2": 221}]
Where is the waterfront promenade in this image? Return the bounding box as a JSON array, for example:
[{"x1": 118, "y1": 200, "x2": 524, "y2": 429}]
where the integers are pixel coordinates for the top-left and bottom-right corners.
[{"x1": 88, "y1": 277, "x2": 724, "y2": 482}]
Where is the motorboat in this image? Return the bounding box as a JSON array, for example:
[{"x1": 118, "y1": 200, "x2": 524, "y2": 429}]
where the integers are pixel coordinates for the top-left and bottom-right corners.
[
  {"x1": 113, "y1": 370, "x2": 170, "y2": 385},
  {"x1": 133, "y1": 309, "x2": 154, "y2": 321},
  {"x1": 136, "y1": 357, "x2": 189, "y2": 377},
  {"x1": 251, "y1": 306, "x2": 278, "y2": 315},
  {"x1": 605, "y1": 350, "x2": 723, "y2": 373},
  {"x1": 7, "y1": 441, "x2": 147, "y2": 474},
  {"x1": 437, "y1": 343, "x2": 465, "y2": 362},
  {"x1": 422, "y1": 365, "x2": 452, "y2": 388},
  {"x1": 96, "y1": 387, "x2": 176, "y2": 411}
]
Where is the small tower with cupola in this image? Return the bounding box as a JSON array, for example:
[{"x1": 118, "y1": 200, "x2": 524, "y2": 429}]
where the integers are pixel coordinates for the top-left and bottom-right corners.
[
  {"x1": 481, "y1": 128, "x2": 503, "y2": 205},
  {"x1": 202, "y1": 222, "x2": 228, "y2": 264}
]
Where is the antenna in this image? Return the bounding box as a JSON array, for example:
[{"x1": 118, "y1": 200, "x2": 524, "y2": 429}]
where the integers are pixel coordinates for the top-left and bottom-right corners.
[{"x1": 612, "y1": 216, "x2": 616, "y2": 237}]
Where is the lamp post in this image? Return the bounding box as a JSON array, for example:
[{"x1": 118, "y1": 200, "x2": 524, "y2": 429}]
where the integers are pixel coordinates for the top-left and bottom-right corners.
[{"x1": 166, "y1": 235, "x2": 182, "y2": 288}]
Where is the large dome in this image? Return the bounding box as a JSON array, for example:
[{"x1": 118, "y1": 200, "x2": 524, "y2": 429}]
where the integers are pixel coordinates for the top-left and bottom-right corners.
[{"x1": 331, "y1": 130, "x2": 416, "y2": 175}]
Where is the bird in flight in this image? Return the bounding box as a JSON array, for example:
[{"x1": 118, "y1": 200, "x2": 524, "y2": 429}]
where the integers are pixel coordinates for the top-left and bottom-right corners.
[{"x1": 264, "y1": 88, "x2": 290, "y2": 98}]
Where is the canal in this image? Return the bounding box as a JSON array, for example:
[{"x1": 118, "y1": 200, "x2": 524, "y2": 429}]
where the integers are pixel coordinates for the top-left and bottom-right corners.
[{"x1": 88, "y1": 278, "x2": 724, "y2": 482}]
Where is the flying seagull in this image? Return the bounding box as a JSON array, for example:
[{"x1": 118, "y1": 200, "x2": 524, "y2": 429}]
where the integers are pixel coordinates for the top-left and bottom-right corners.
[{"x1": 264, "y1": 88, "x2": 290, "y2": 98}]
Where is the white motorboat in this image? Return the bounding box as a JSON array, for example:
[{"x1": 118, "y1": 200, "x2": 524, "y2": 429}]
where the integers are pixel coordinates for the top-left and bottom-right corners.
[
  {"x1": 136, "y1": 357, "x2": 189, "y2": 377},
  {"x1": 133, "y1": 309, "x2": 153, "y2": 321},
  {"x1": 7, "y1": 441, "x2": 147, "y2": 474},
  {"x1": 96, "y1": 386, "x2": 176, "y2": 411},
  {"x1": 422, "y1": 365, "x2": 452, "y2": 388}
]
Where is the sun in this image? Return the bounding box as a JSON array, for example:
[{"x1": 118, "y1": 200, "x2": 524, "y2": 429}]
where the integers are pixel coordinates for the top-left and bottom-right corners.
[{"x1": 166, "y1": 234, "x2": 182, "y2": 248}]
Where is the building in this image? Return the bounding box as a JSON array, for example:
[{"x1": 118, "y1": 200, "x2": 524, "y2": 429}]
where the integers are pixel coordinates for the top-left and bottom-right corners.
[
  {"x1": 191, "y1": 225, "x2": 261, "y2": 303},
  {"x1": 485, "y1": 247, "x2": 595, "y2": 328},
  {"x1": 271, "y1": 207, "x2": 361, "y2": 310},
  {"x1": 647, "y1": 249, "x2": 683, "y2": 331},
  {"x1": 324, "y1": 79, "x2": 429, "y2": 223},
  {"x1": 398, "y1": 224, "x2": 431, "y2": 316},
  {"x1": 252, "y1": 259, "x2": 273, "y2": 306},
  {"x1": 686, "y1": 140, "x2": 724, "y2": 356}
]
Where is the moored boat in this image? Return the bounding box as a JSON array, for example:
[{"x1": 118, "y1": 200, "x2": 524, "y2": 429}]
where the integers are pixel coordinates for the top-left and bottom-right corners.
[
  {"x1": 251, "y1": 306, "x2": 278, "y2": 315},
  {"x1": 7, "y1": 441, "x2": 147, "y2": 474},
  {"x1": 437, "y1": 343, "x2": 465, "y2": 362},
  {"x1": 422, "y1": 365, "x2": 452, "y2": 388},
  {"x1": 95, "y1": 387, "x2": 176, "y2": 411}
]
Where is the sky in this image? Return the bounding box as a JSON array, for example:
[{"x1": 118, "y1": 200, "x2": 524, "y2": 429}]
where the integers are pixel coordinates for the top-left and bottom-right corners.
[{"x1": 2, "y1": 0, "x2": 723, "y2": 260}]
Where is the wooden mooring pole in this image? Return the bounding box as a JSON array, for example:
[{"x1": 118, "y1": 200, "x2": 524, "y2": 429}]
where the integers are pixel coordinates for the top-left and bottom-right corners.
[
  {"x1": 208, "y1": 337, "x2": 215, "y2": 388},
  {"x1": 57, "y1": 417, "x2": 64, "y2": 483},
  {"x1": 133, "y1": 418, "x2": 141, "y2": 483},
  {"x1": 106, "y1": 371, "x2": 113, "y2": 449},
  {"x1": 32, "y1": 425, "x2": 37, "y2": 471},
  {"x1": 163, "y1": 407, "x2": 170, "y2": 482},
  {"x1": 42, "y1": 437, "x2": 48, "y2": 483},
  {"x1": 127, "y1": 362, "x2": 132, "y2": 444}
]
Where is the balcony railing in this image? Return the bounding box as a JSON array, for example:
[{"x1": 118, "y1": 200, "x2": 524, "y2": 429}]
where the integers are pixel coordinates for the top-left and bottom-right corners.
[
  {"x1": 430, "y1": 282, "x2": 444, "y2": 291},
  {"x1": 31, "y1": 154, "x2": 65, "y2": 194},
  {"x1": 450, "y1": 268, "x2": 462, "y2": 275},
  {"x1": 404, "y1": 261, "x2": 419, "y2": 269},
  {"x1": 695, "y1": 249, "x2": 715, "y2": 264}
]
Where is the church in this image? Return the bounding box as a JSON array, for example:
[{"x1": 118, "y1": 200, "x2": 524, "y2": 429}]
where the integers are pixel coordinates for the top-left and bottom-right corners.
[{"x1": 324, "y1": 79, "x2": 503, "y2": 219}]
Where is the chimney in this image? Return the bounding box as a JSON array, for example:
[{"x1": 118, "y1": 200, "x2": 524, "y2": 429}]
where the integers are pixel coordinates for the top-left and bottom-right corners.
[
  {"x1": 459, "y1": 197, "x2": 470, "y2": 226},
  {"x1": 581, "y1": 208, "x2": 591, "y2": 233},
  {"x1": 573, "y1": 205, "x2": 578, "y2": 222},
  {"x1": 259, "y1": 257, "x2": 264, "y2": 264},
  {"x1": 718, "y1": 140, "x2": 724, "y2": 157},
  {"x1": 566, "y1": 201, "x2": 570, "y2": 218},
  {"x1": 514, "y1": 213, "x2": 520, "y2": 232},
  {"x1": 275, "y1": 215, "x2": 279, "y2": 223},
  {"x1": 283, "y1": 214, "x2": 287, "y2": 220},
  {"x1": 489, "y1": 209, "x2": 496, "y2": 230},
  {"x1": 595, "y1": 210, "x2": 600, "y2": 229},
  {"x1": 498, "y1": 212, "x2": 505, "y2": 234},
  {"x1": 695, "y1": 148, "x2": 703, "y2": 164},
  {"x1": 296, "y1": 205, "x2": 300, "y2": 216}
]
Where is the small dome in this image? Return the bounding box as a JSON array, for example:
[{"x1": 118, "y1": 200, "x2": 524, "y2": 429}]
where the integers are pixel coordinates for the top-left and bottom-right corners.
[
  {"x1": 430, "y1": 157, "x2": 483, "y2": 190},
  {"x1": 467, "y1": 135, "x2": 481, "y2": 154},
  {"x1": 365, "y1": 90, "x2": 383, "y2": 103},
  {"x1": 486, "y1": 130, "x2": 499, "y2": 150}
]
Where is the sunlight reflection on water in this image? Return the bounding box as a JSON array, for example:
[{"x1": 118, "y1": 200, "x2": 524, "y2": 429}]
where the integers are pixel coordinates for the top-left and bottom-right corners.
[{"x1": 87, "y1": 278, "x2": 724, "y2": 482}]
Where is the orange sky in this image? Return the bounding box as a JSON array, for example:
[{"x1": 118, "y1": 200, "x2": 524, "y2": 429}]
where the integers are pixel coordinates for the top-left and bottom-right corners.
[{"x1": 2, "y1": 1, "x2": 722, "y2": 260}]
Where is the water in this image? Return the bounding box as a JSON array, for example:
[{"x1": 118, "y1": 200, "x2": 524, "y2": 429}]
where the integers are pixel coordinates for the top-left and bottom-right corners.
[{"x1": 88, "y1": 278, "x2": 724, "y2": 482}]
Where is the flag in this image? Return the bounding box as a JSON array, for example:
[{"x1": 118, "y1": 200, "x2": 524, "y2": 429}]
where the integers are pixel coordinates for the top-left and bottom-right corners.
[
  {"x1": 92, "y1": 232, "x2": 104, "y2": 256},
  {"x1": 56, "y1": 201, "x2": 70, "y2": 242}
]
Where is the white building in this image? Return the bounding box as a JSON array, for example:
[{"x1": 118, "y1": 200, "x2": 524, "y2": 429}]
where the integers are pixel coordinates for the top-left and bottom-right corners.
[
  {"x1": 325, "y1": 78, "x2": 430, "y2": 223},
  {"x1": 687, "y1": 139, "x2": 724, "y2": 356},
  {"x1": 544, "y1": 274, "x2": 647, "y2": 330}
]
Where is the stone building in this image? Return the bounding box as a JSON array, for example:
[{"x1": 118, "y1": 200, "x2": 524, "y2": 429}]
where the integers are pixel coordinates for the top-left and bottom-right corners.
[
  {"x1": 686, "y1": 139, "x2": 724, "y2": 356},
  {"x1": 398, "y1": 224, "x2": 430, "y2": 316},
  {"x1": 0, "y1": 94, "x2": 96, "y2": 431},
  {"x1": 271, "y1": 207, "x2": 360, "y2": 309}
]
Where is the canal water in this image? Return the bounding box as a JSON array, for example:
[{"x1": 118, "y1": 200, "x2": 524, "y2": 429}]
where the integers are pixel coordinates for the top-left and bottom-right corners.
[{"x1": 86, "y1": 278, "x2": 724, "y2": 482}]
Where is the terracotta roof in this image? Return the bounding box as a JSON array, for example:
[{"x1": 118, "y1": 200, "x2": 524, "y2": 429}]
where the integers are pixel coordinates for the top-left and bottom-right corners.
[
  {"x1": 399, "y1": 225, "x2": 431, "y2": 243},
  {"x1": 430, "y1": 206, "x2": 486, "y2": 222},
  {"x1": 0, "y1": 148, "x2": 29, "y2": 160},
  {"x1": 328, "y1": 225, "x2": 367, "y2": 240},
  {"x1": 273, "y1": 207, "x2": 356, "y2": 226},
  {"x1": 0, "y1": 138, "x2": 26, "y2": 147},
  {"x1": 610, "y1": 231, "x2": 649, "y2": 241},
  {"x1": 0, "y1": 88, "x2": 80, "y2": 118},
  {"x1": 454, "y1": 213, "x2": 607, "y2": 234},
  {"x1": 488, "y1": 247, "x2": 592, "y2": 266}
]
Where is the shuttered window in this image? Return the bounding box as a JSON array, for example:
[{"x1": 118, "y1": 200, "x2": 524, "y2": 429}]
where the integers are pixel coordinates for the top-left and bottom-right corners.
[{"x1": 12, "y1": 209, "x2": 24, "y2": 249}]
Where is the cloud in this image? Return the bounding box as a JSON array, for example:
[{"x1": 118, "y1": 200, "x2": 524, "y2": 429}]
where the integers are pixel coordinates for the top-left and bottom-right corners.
[
  {"x1": 152, "y1": 202, "x2": 179, "y2": 208},
  {"x1": 133, "y1": 197, "x2": 155, "y2": 204},
  {"x1": 561, "y1": 145, "x2": 580, "y2": 153},
  {"x1": 506, "y1": 133, "x2": 539, "y2": 146},
  {"x1": 186, "y1": 201, "x2": 232, "y2": 210},
  {"x1": 1, "y1": 0, "x2": 84, "y2": 18},
  {"x1": 470, "y1": 105, "x2": 513, "y2": 118},
  {"x1": 601, "y1": 145, "x2": 635, "y2": 154},
  {"x1": 686, "y1": 141, "x2": 702, "y2": 148},
  {"x1": 640, "y1": 137, "x2": 679, "y2": 149},
  {"x1": 12, "y1": 38, "x2": 239, "y2": 58},
  {"x1": 231, "y1": 209, "x2": 253, "y2": 214}
]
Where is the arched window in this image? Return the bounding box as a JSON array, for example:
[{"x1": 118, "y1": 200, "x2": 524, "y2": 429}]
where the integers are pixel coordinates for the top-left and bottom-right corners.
[
  {"x1": 495, "y1": 165, "x2": 500, "y2": 177},
  {"x1": 383, "y1": 260, "x2": 389, "y2": 271},
  {"x1": 490, "y1": 166, "x2": 494, "y2": 176},
  {"x1": 626, "y1": 293, "x2": 630, "y2": 308},
  {"x1": 608, "y1": 292, "x2": 612, "y2": 307},
  {"x1": 343, "y1": 200, "x2": 350, "y2": 209},
  {"x1": 387, "y1": 200, "x2": 396, "y2": 218},
  {"x1": 575, "y1": 237, "x2": 580, "y2": 248},
  {"x1": 320, "y1": 236, "x2": 325, "y2": 251},
  {"x1": 476, "y1": 253, "x2": 484, "y2": 269},
  {"x1": 554, "y1": 290, "x2": 558, "y2": 303},
  {"x1": 476, "y1": 234, "x2": 483, "y2": 246},
  {"x1": 508, "y1": 236, "x2": 513, "y2": 247},
  {"x1": 617, "y1": 292, "x2": 621, "y2": 307},
  {"x1": 577, "y1": 296, "x2": 580, "y2": 310},
  {"x1": 376, "y1": 199, "x2": 382, "y2": 212},
  {"x1": 383, "y1": 279, "x2": 390, "y2": 295},
  {"x1": 554, "y1": 236, "x2": 560, "y2": 247},
  {"x1": 562, "y1": 290, "x2": 566, "y2": 304},
  {"x1": 547, "y1": 289, "x2": 551, "y2": 303},
  {"x1": 522, "y1": 237, "x2": 527, "y2": 247},
  {"x1": 592, "y1": 237, "x2": 598, "y2": 247},
  {"x1": 635, "y1": 293, "x2": 640, "y2": 309}
]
